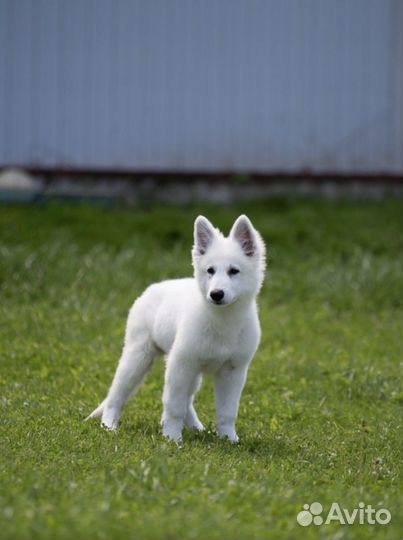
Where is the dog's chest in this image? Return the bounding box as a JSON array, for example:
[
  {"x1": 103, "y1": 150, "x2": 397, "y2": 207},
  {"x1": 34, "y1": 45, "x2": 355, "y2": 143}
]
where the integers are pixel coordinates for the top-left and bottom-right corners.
[{"x1": 197, "y1": 325, "x2": 246, "y2": 373}]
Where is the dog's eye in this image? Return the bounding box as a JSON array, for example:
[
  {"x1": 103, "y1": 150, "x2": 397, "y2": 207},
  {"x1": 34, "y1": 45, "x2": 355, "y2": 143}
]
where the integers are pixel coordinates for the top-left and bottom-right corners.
[
  {"x1": 228, "y1": 267, "x2": 240, "y2": 276},
  {"x1": 207, "y1": 267, "x2": 215, "y2": 275}
]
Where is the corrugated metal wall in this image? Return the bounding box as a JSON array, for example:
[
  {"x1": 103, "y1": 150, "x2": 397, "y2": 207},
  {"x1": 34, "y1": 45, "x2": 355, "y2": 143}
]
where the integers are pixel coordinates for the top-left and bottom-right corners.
[{"x1": 0, "y1": 0, "x2": 402, "y2": 174}]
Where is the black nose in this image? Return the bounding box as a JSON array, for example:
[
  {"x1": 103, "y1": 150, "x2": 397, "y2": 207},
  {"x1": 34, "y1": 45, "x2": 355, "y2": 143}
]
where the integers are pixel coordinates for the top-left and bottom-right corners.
[{"x1": 210, "y1": 289, "x2": 224, "y2": 302}]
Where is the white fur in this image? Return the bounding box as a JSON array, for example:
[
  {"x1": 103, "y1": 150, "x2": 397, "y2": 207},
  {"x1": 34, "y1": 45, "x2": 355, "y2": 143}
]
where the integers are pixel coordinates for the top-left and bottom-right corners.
[{"x1": 87, "y1": 215, "x2": 266, "y2": 443}]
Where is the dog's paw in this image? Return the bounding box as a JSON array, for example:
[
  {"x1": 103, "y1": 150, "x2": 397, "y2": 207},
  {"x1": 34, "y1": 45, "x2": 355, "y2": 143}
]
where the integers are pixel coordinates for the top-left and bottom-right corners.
[
  {"x1": 101, "y1": 420, "x2": 119, "y2": 432},
  {"x1": 187, "y1": 419, "x2": 205, "y2": 432},
  {"x1": 163, "y1": 433, "x2": 183, "y2": 444},
  {"x1": 162, "y1": 420, "x2": 183, "y2": 443},
  {"x1": 220, "y1": 433, "x2": 239, "y2": 444},
  {"x1": 101, "y1": 407, "x2": 120, "y2": 432},
  {"x1": 218, "y1": 425, "x2": 239, "y2": 443}
]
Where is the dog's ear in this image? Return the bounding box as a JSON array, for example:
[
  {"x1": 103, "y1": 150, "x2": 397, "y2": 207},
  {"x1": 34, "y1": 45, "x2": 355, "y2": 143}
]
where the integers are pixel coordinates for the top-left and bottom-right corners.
[
  {"x1": 230, "y1": 215, "x2": 256, "y2": 257},
  {"x1": 194, "y1": 216, "x2": 216, "y2": 255}
]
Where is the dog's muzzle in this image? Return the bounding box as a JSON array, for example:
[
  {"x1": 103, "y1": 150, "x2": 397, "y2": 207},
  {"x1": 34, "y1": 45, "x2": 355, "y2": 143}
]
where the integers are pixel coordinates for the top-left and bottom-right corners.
[{"x1": 210, "y1": 289, "x2": 225, "y2": 304}]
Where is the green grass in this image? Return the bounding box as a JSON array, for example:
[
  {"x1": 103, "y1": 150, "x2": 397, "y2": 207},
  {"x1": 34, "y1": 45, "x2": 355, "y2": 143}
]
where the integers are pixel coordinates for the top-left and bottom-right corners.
[{"x1": 0, "y1": 197, "x2": 402, "y2": 540}]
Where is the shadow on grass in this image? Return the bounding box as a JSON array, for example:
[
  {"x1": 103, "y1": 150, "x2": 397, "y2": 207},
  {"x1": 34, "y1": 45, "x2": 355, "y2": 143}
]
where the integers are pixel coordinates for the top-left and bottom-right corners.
[{"x1": 115, "y1": 417, "x2": 296, "y2": 461}]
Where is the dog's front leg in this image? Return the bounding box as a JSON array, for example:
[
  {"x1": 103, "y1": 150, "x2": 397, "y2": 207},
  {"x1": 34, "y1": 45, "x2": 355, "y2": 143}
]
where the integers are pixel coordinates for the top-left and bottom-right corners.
[
  {"x1": 214, "y1": 364, "x2": 249, "y2": 443},
  {"x1": 162, "y1": 351, "x2": 197, "y2": 442}
]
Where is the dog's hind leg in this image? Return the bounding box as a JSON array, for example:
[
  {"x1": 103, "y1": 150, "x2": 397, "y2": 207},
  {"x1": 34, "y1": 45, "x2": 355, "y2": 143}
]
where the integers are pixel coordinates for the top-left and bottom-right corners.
[
  {"x1": 185, "y1": 375, "x2": 204, "y2": 432},
  {"x1": 99, "y1": 335, "x2": 157, "y2": 431},
  {"x1": 85, "y1": 398, "x2": 107, "y2": 421}
]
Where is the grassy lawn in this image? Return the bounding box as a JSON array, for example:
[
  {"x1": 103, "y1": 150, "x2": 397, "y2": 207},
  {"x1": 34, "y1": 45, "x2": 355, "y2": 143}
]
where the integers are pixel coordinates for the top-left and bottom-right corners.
[{"x1": 0, "y1": 197, "x2": 402, "y2": 540}]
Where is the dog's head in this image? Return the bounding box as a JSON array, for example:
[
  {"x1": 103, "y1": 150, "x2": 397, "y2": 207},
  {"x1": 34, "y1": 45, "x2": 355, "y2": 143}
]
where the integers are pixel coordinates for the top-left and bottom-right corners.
[{"x1": 192, "y1": 215, "x2": 266, "y2": 307}]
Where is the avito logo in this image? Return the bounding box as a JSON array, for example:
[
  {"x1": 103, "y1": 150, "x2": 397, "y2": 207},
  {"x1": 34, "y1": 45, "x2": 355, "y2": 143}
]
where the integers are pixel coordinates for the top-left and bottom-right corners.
[{"x1": 297, "y1": 502, "x2": 391, "y2": 527}]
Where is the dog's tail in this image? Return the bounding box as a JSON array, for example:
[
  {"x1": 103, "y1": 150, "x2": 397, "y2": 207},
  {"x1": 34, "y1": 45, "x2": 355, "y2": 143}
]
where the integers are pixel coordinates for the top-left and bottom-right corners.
[{"x1": 85, "y1": 399, "x2": 106, "y2": 422}]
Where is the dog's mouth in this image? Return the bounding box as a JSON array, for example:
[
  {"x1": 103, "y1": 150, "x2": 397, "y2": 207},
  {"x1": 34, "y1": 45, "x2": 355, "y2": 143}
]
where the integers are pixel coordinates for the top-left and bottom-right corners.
[{"x1": 208, "y1": 297, "x2": 229, "y2": 306}]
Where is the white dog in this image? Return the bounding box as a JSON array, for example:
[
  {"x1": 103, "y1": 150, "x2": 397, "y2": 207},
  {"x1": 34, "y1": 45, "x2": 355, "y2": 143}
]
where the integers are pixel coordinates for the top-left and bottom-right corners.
[{"x1": 87, "y1": 215, "x2": 266, "y2": 442}]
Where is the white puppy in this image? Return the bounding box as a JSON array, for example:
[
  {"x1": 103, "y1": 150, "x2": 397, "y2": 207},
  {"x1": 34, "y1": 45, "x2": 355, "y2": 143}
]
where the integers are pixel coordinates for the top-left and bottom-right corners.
[{"x1": 87, "y1": 215, "x2": 266, "y2": 442}]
